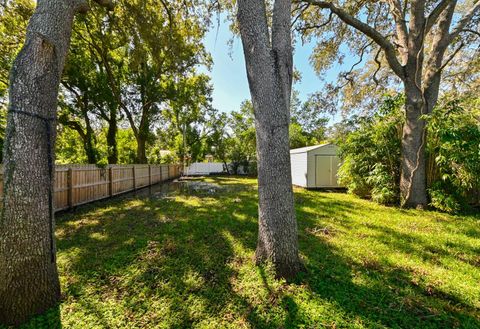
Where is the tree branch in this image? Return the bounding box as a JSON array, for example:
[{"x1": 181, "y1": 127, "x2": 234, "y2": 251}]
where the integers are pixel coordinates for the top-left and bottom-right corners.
[
  {"x1": 373, "y1": 47, "x2": 383, "y2": 85},
  {"x1": 386, "y1": 0, "x2": 409, "y2": 56},
  {"x1": 296, "y1": 11, "x2": 333, "y2": 33},
  {"x1": 93, "y1": 0, "x2": 114, "y2": 11},
  {"x1": 448, "y1": 0, "x2": 480, "y2": 42},
  {"x1": 302, "y1": 0, "x2": 405, "y2": 79},
  {"x1": 292, "y1": 3, "x2": 310, "y2": 27},
  {"x1": 425, "y1": 0, "x2": 454, "y2": 33},
  {"x1": 461, "y1": 28, "x2": 480, "y2": 37},
  {"x1": 438, "y1": 42, "x2": 464, "y2": 73},
  {"x1": 349, "y1": 40, "x2": 375, "y2": 73},
  {"x1": 78, "y1": 0, "x2": 114, "y2": 13}
]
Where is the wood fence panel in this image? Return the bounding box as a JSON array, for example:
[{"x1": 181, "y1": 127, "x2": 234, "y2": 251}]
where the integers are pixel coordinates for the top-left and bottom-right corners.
[
  {"x1": 0, "y1": 164, "x2": 181, "y2": 211},
  {"x1": 151, "y1": 166, "x2": 161, "y2": 184},
  {"x1": 54, "y1": 169, "x2": 69, "y2": 211},
  {"x1": 72, "y1": 167, "x2": 109, "y2": 206},
  {"x1": 112, "y1": 166, "x2": 135, "y2": 196},
  {"x1": 169, "y1": 165, "x2": 175, "y2": 180},
  {"x1": 135, "y1": 165, "x2": 150, "y2": 189},
  {"x1": 161, "y1": 165, "x2": 169, "y2": 182}
]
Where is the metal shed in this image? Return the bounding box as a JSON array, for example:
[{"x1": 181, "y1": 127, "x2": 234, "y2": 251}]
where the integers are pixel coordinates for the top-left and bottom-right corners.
[{"x1": 290, "y1": 143, "x2": 342, "y2": 188}]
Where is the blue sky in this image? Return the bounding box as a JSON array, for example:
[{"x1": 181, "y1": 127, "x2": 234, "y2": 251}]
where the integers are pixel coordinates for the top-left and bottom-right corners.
[{"x1": 202, "y1": 17, "x2": 354, "y2": 117}]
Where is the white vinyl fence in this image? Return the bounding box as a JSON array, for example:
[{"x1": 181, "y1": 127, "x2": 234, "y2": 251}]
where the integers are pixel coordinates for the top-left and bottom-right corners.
[{"x1": 184, "y1": 163, "x2": 226, "y2": 176}]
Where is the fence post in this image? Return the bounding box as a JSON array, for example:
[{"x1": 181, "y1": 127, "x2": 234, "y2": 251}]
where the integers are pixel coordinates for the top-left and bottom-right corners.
[
  {"x1": 133, "y1": 165, "x2": 136, "y2": 190},
  {"x1": 148, "y1": 165, "x2": 152, "y2": 186},
  {"x1": 108, "y1": 167, "x2": 114, "y2": 197},
  {"x1": 67, "y1": 168, "x2": 73, "y2": 209}
]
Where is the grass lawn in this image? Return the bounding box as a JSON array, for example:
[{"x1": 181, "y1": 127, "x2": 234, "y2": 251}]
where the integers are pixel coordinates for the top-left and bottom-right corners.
[{"x1": 11, "y1": 177, "x2": 480, "y2": 328}]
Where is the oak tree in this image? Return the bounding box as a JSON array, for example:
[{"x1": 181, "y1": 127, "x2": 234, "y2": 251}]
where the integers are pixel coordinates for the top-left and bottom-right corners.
[
  {"x1": 237, "y1": 0, "x2": 303, "y2": 279},
  {"x1": 299, "y1": 0, "x2": 480, "y2": 207},
  {"x1": 0, "y1": 0, "x2": 112, "y2": 325}
]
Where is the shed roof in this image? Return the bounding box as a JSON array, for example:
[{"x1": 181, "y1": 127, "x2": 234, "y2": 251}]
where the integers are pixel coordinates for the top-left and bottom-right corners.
[{"x1": 290, "y1": 143, "x2": 333, "y2": 154}]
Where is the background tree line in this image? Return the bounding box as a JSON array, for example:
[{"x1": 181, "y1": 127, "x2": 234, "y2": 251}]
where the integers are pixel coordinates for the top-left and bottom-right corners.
[{"x1": 0, "y1": 0, "x2": 328, "y2": 167}]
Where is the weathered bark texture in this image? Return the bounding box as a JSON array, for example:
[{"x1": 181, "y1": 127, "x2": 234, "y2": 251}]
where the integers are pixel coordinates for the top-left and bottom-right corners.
[
  {"x1": 136, "y1": 136, "x2": 148, "y2": 164},
  {"x1": 400, "y1": 83, "x2": 428, "y2": 207},
  {"x1": 237, "y1": 0, "x2": 302, "y2": 279},
  {"x1": 304, "y1": 0, "x2": 480, "y2": 208},
  {"x1": 0, "y1": 0, "x2": 100, "y2": 325}
]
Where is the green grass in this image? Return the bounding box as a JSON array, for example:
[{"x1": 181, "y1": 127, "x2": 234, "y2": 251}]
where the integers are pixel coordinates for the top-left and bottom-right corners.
[{"x1": 12, "y1": 177, "x2": 480, "y2": 328}]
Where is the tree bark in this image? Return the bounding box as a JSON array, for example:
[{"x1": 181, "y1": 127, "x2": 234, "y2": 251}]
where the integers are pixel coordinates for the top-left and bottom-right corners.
[
  {"x1": 106, "y1": 109, "x2": 118, "y2": 164},
  {"x1": 136, "y1": 136, "x2": 148, "y2": 164},
  {"x1": 237, "y1": 0, "x2": 302, "y2": 279},
  {"x1": 400, "y1": 81, "x2": 428, "y2": 208},
  {"x1": 0, "y1": 0, "x2": 91, "y2": 325}
]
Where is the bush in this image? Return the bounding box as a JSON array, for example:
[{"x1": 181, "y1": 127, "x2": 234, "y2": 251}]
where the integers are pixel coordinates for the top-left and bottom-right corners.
[
  {"x1": 425, "y1": 99, "x2": 480, "y2": 212},
  {"x1": 338, "y1": 95, "x2": 480, "y2": 212},
  {"x1": 337, "y1": 95, "x2": 403, "y2": 204}
]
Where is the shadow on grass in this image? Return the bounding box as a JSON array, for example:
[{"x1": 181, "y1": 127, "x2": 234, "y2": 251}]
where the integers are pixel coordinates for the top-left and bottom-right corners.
[
  {"x1": 295, "y1": 191, "x2": 480, "y2": 328},
  {"x1": 14, "y1": 305, "x2": 62, "y2": 329},
  {"x1": 16, "y1": 177, "x2": 480, "y2": 328}
]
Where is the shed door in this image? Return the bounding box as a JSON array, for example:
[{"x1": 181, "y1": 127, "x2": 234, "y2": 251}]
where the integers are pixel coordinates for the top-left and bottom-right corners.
[{"x1": 315, "y1": 156, "x2": 332, "y2": 187}]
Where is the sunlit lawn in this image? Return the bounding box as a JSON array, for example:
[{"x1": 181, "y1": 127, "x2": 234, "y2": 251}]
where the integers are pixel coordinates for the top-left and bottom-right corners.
[{"x1": 12, "y1": 177, "x2": 480, "y2": 328}]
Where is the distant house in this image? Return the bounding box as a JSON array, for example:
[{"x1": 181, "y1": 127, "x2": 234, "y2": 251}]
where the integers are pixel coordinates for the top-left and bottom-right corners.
[
  {"x1": 159, "y1": 150, "x2": 172, "y2": 157},
  {"x1": 184, "y1": 162, "x2": 225, "y2": 176},
  {"x1": 290, "y1": 143, "x2": 342, "y2": 188},
  {"x1": 205, "y1": 154, "x2": 214, "y2": 163}
]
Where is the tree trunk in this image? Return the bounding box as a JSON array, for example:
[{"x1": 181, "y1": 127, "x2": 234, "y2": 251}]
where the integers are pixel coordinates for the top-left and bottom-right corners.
[
  {"x1": 237, "y1": 0, "x2": 302, "y2": 279},
  {"x1": 0, "y1": 0, "x2": 84, "y2": 325},
  {"x1": 106, "y1": 112, "x2": 118, "y2": 164},
  {"x1": 136, "y1": 136, "x2": 147, "y2": 164},
  {"x1": 84, "y1": 110, "x2": 98, "y2": 164},
  {"x1": 84, "y1": 134, "x2": 97, "y2": 164},
  {"x1": 400, "y1": 81, "x2": 428, "y2": 208}
]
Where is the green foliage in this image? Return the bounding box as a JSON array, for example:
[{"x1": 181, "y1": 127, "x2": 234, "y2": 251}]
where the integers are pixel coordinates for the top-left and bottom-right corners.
[
  {"x1": 337, "y1": 95, "x2": 403, "y2": 204},
  {"x1": 0, "y1": 0, "x2": 33, "y2": 99},
  {"x1": 56, "y1": 127, "x2": 140, "y2": 165},
  {"x1": 226, "y1": 100, "x2": 257, "y2": 173},
  {"x1": 289, "y1": 90, "x2": 329, "y2": 148},
  {"x1": 15, "y1": 177, "x2": 480, "y2": 328},
  {"x1": 425, "y1": 99, "x2": 480, "y2": 213},
  {"x1": 55, "y1": 126, "x2": 89, "y2": 164},
  {"x1": 339, "y1": 94, "x2": 480, "y2": 212},
  {"x1": 289, "y1": 122, "x2": 312, "y2": 149}
]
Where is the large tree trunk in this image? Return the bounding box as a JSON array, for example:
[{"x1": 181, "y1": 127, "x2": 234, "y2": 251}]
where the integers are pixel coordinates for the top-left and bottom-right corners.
[
  {"x1": 400, "y1": 81, "x2": 428, "y2": 208},
  {"x1": 136, "y1": 136, "x2": 147, "y2": 164},
  {"x1": 84, "y1": 132, "x2": 98, "y2": 164},
  {"x1": 84, "y1": 108, "x2": 98, "y2": 164},
  {"x1": 0, "y1": 0, "x2": 84, "y2": 325},
  {"x1": 237, "y1": 0, "x2": 302, "y2": 279},
  {"x1": 106, "y1": 111, "x2": 118, "y2": 164}
]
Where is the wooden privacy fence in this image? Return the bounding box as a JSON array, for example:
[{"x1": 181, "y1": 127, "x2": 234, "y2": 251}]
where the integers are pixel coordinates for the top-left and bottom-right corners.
[{"x1": 0, "y1": 164, "x2": 182, "y2": 212}]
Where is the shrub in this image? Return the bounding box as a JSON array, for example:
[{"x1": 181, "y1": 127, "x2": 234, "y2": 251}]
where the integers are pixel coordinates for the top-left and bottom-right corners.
[
  {"x1": 425, "y1": 99, "x2": 480, "y2": 212},
  {"x1": 337, "y1": 95, "x2": 403, "y2": 204},
  {"x1": 338, "y1": 95, "x2": 480, "y2": 212}
]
